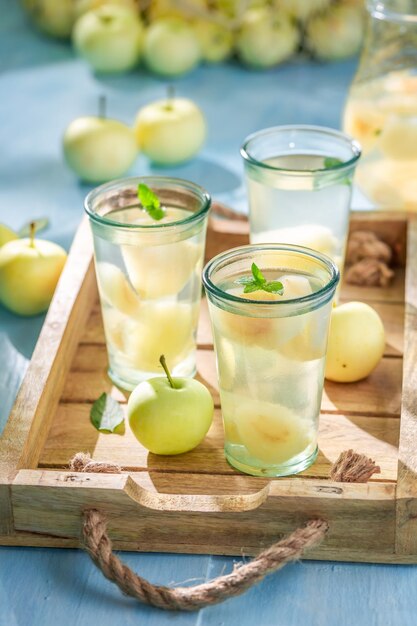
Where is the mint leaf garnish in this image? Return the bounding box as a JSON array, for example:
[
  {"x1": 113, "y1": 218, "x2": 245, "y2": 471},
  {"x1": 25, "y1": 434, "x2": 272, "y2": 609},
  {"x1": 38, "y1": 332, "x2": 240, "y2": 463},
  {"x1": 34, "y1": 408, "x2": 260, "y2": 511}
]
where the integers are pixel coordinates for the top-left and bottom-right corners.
[
  {"x1": 235, "y1": 262, "x2": 284, "y2": 296},
  {"x1": 18, "y1": 217, "x2": 49, "y2": 238},
  {"x1": 324, "y1": 157, "x2": 343, "y2": 168},
  {"x1": 90, "y1": 393, "x2": 124, "y2": 433},
  {"x1": 138, "y1": 183, "x2": 165, "y2": 221}
]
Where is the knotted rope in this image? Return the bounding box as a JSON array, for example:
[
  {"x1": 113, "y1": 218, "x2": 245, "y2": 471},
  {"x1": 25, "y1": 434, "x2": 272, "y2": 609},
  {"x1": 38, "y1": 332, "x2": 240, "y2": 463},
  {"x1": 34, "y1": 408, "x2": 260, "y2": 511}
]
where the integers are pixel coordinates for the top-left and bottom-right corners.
[{"x1": 70, "y1": 448, "x2": 379, "y2": 611}]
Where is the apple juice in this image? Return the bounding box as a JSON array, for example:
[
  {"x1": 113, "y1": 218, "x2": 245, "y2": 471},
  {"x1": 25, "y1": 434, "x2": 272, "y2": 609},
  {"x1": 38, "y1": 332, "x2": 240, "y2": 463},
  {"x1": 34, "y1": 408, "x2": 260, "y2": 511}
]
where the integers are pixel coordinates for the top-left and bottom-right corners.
[
  {"x1": 85, "y1": 178, "x2": 210, "y2": 391},
  {"x1": 241, "y1": 127, "x2": 360, "y2": 281},
  {"x1": 343, "y1": 70, "x2": 417, "y2": 210},
  {"x1": 203, "y1": 245, "x2": 339, "y2": 477}
]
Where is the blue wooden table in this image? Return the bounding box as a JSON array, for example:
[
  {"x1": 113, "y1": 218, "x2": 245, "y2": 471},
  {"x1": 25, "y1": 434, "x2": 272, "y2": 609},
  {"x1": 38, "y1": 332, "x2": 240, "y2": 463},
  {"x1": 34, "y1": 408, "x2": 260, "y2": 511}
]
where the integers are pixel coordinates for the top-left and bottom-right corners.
[{"x1": 0, "y1": 3, "x2": 414, "y2": 624}]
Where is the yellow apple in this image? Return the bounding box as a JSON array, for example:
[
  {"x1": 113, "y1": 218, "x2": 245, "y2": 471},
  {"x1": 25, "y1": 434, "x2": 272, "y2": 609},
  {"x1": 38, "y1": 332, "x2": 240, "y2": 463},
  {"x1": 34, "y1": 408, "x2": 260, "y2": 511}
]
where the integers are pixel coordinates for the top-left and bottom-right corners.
[
  {"x1": 193, "y1": 19, "x2": 234, "y2": 63},
  {"x1": 73, "y1": 4, "x2": 144, "y2": 73},
  {"x1": 63, "y1": 115, "x2": 138, "y2": 183},
  {"x1": 133, "y1": 96, "x2": 206, "y2": 165},
  {"x1": 0, "y1": 233, "x2": 67, "y2": 316},
  {"x1": 325, "y1": 301, "x2": 385, "y2": 383},
  {"x1": 143, "y1": 18, "x2": 201, "y2": 77},
  {"x1": 236, "y1": 8, "x2": 300, "y2": 69},
  {"x1": 128, "y1": 356, "x2": 214, "y2": 455}
]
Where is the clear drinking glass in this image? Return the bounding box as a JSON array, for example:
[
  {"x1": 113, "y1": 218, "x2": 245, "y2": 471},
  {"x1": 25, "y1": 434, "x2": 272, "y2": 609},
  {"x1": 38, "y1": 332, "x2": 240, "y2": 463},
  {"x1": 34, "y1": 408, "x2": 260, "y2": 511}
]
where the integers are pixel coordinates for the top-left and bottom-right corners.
[
  {"x1": 85, "y1": 176, "x2": 211, "y2": 391},
  {"x1": 241, "y1": 125, "x2": 361, "y2": 272},
  {"x1": 203, "y1": 244, "x2": 339, "y2": 477},
  {"x1": 343, "y1": 1, "x2": 417, "y2": 210}
]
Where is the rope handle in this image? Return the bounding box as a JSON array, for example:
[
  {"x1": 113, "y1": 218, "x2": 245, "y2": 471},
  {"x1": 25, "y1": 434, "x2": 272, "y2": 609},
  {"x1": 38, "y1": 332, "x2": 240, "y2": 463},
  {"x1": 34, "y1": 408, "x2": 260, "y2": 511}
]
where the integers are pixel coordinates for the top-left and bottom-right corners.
[
  {"x1": 71, "y1": 449, "x2": 380, "y2": 611},
  {"x1": 83, "y1": 510, "x2": 327, "y2": 611}
]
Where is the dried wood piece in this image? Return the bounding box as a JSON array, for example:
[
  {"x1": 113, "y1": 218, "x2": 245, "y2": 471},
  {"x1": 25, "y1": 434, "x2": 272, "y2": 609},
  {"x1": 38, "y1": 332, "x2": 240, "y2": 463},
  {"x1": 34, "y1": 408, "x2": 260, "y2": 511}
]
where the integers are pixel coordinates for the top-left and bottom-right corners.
[
  {"x1": 346, "y1": 230, "x2": 392, "y2": 264},
  {"x1": 330, "y1": 449, "x2": 381, "y2": 483},
  {"x1": 345, "y1": 258, "x2": 395, "y2": 287}
]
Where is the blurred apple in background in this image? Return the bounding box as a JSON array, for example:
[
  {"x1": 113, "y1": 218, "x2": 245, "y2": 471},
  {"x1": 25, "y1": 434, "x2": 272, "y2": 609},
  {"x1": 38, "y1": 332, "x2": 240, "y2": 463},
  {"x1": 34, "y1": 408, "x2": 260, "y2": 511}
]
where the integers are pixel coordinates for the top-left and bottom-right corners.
[
  {"x1": 306, "y1": 1, "x2": 364, "y2": 61},
  {"x1": 273, "y1": 0, "x2": 331, "y2": 21},
  {"x1": 143, "y1": 18, "x2": 201, "y2": 77},
  {"x1": 74, "y1": 0, "x2": 138, "y2": 19},
  {"x1": 133, "y1": 91, "x2": 206, "y2": 165},
  {"x1": 147, "y1": 0, "x2": 207, "y2": 21},
  {"x1": 63, "y1": 98, "x2": 138, "y2": 182},
  {"x1": 21, "y1": 0, "x2": 75, "y2": 37},
  {"x1": 193, "y1": 19, "x2": 234, "y2": 63},
  {"x1": 73, "y1": 4, "x2": 144, "y2": 73},
  {"x1": 236, "y1": 8, "x2": 300, "y2": 68}
]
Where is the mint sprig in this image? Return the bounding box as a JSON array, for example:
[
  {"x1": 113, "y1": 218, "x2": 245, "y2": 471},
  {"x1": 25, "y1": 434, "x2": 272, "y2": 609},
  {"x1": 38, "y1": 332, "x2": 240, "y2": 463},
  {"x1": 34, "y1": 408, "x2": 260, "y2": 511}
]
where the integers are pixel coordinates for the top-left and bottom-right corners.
[
  {"x1": 323, "y1": 156, "x2": 343, "y2": 168},
  {"x1": 138, "y1": 183, "x2": 166, "y2": 221},
  {"x1": 236, "y1": 263, "x2": 284, "y2": 296}
]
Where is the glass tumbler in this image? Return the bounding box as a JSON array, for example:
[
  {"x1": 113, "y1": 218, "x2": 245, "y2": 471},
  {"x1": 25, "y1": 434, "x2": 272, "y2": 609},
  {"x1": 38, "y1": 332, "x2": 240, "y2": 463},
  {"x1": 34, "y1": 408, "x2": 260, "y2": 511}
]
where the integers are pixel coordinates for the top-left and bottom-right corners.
[
  {"x1": 85, "y1": 176, "x2": 211, "y2": 391},
  {"x1": 203, "y1": 244, "x2": 339, "y2": 477},
  {"x1": 241, "y1": 125, "x2": 361, "y2": 272}
]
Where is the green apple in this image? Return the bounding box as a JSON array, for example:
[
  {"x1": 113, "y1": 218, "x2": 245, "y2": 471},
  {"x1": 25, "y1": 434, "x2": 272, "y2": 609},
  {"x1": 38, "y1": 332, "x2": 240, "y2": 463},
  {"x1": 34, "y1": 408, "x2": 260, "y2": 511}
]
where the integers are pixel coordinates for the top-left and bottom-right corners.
[
  {"x1": 143, "y1": 18, "x2": 201, "y2": 77},
  {"x1": 306, "y1": 3, "x2": 364, "y2": 61},
  {"x1": 193, "y1": 19, "x2": 234, "y2": 63},
  {"x1": 74, "y1": 0, "x2": 138, "y2": 19},
  {"x1": 63, "y1": 114, "x2": 138, "y2": 183},
  {"x1": 22, "y1": 0, "x2": 75, "y2": 38},
  {"x1": 73, "y1": 4, "x2": 144, "y2": 73},
  {"x1": 128, "y1": 355, "x2": 214, "y2": 455},
  {"x1": 325, "y1": 302, "x2": 385, "y2": 383},
  {"x1": 0, "y1": 224, "x2": 67, "y2": 316},
  {"x1": 133, "y1": 94, "x2": 206, "y2": 165},
  {"x1": 236, "y1": 8, "x2": 300, "y2": 69},
  {"x1": 0, "y1": 224, "x2": 18, "y2": 247},
  {"x1": 147, "y1": 0, "x2": 207, "y2": 21}
]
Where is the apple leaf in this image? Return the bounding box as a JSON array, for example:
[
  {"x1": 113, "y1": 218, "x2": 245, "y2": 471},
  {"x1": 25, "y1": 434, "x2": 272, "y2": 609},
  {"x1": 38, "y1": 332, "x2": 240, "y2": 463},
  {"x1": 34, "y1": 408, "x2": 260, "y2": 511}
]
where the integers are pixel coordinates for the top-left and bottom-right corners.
[
  {"x1": 90, "y1": 393, "x2": 125, "y2": 433},
  {"x1": 18, "y1": 217, "x2": 49, "y2": 238},
  {"x1": 138, "y1": 183, "x2": 166, "y2": 221}
]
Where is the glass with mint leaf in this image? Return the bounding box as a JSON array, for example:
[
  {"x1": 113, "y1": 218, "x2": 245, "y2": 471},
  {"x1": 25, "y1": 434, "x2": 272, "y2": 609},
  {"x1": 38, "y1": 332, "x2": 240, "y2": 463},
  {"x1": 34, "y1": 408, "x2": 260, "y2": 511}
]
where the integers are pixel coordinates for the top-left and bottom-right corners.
[
  {"x1": 241, "y1": 125, "x2": 360, "y2": 297},
  {"x1": 203, "y1": 243, "x2": 339, "y2": 478},
  {"x1": 85, "y1": 177, "x2": 211, "y2": 391}
]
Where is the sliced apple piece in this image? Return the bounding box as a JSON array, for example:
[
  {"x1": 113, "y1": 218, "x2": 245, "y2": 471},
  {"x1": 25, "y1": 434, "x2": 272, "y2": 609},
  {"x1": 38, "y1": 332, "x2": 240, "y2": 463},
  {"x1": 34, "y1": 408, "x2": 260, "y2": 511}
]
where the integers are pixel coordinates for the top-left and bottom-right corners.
[
  {"x1": 234, "y1": 399, "x2": 314, "y2": 465},
  {"x1": 122, "y1": 301, "x2": 196, "y2": 372},
  {"x1": 96, "y1": 261, "x2": 141, "y2": 317},
  {"x1": 122, "y1": 240, "x2": 200, "y2": 299}
]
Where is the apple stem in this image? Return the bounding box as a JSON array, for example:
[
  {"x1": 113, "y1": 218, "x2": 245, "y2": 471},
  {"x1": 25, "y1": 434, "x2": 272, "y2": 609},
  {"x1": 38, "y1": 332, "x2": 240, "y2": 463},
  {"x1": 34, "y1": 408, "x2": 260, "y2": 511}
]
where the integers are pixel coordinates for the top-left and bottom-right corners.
[
  {"x1": 159, "y1": 354, "x2": 177, "y2": 389},
  {"x1": 165, "y1": 85, "x2": 175, "y2": 111},
  {"x1": 99, "y1": 94, "x2": 107, "y2": 119},
  {"x1": 29, "y1": 221, "x2": 36, "y2": 247}
]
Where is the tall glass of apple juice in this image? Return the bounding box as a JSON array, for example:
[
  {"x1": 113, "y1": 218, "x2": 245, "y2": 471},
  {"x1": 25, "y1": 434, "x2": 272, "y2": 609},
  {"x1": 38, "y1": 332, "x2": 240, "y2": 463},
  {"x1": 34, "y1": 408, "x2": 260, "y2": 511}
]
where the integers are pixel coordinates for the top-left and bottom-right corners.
[
  {"x1": 241, "y1": 125, "x2": 361, "y2": 276},
  {"x1": 85, "y1": 176, "x2": 211, "y2": 391},
  {"x1": 203, "y1": 244, "x2": 339, "y2": 477}
]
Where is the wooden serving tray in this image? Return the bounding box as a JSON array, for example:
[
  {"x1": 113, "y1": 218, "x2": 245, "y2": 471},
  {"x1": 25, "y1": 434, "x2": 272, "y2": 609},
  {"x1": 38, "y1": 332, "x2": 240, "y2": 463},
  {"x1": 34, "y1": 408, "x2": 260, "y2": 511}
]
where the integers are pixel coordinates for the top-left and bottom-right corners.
[{"x1": 1, "y1": 210, "x2": 416, "y2": 564}]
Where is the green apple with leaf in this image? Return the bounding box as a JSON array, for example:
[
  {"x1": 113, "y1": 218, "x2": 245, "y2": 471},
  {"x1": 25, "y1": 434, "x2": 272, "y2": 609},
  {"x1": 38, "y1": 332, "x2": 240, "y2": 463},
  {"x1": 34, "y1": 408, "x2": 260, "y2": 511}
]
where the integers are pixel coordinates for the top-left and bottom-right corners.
[{"x1": 128, "y1": 355, "x2": 214, "y2": 455}]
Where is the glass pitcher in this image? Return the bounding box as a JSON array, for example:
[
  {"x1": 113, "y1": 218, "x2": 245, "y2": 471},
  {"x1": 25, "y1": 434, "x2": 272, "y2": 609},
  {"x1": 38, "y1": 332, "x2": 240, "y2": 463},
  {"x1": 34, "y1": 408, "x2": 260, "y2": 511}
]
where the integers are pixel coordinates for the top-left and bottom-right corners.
[{"x1": 343, "y1": 1, "x2": 417, "y2": 210}]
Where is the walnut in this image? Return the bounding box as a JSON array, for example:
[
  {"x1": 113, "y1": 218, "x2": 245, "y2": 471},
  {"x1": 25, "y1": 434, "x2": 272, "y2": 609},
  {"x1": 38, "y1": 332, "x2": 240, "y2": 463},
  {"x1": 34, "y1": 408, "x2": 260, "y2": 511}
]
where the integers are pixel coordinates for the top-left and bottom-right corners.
[
  {"x1": 346, "y1": 230, "x2": 392, "y2": 264},
  {"x1": 345, "y1": 258, "x2": 395, "y2": 287}
]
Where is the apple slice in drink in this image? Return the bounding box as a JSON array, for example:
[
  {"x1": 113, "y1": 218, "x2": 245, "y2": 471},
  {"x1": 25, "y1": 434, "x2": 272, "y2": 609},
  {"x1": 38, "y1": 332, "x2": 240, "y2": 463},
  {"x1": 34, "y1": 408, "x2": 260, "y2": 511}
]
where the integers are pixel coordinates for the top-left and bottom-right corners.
[
  {"x1": 218, "y1": 273, "x2": 312, "y2": 348},
  {"x1": 121, "y1": 300, "x2": 196, "y2": 372},
  {"x1": 122, "y1": 240, "x2": 200, "y2": 299},
  {"x1": 96, "y1": 262, "x2": 141, "y2": 316},
  {"x1": 228, "y1": 397, "x2": 314, "y2": 464}
]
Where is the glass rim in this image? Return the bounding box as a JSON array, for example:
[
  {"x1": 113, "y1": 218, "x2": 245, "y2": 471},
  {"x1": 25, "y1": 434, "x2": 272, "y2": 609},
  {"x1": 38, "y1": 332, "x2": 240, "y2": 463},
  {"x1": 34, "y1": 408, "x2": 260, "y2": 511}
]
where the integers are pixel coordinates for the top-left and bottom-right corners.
[
  {"x1": 202, "y1": 244, "x2": 340, "y2": 307},
  {"x1": 240, "y1": 124, "x2": 362, "y2": 176},
  {"x1": 368, "y1": 1, "x2": 417, "y2": 23},
  {"x1": 84, "y1": 176, "x2": 211, "y2": 230}
]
